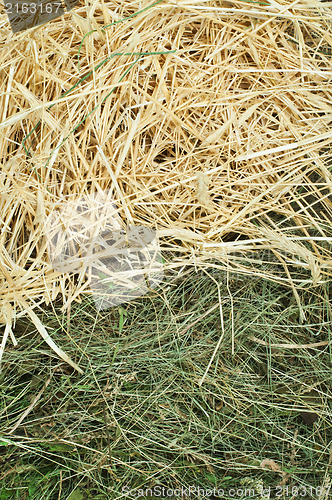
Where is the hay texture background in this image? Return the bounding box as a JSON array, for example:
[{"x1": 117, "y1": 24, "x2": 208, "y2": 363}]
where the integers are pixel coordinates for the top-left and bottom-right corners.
[{"x1": 1, "y1": 0, "x2": 332, "y2": 347}]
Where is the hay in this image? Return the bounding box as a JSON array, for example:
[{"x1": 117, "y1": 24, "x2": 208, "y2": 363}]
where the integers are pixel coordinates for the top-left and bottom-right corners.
[{"x1": 0, "y1": 0, "x2": 332, "y2": 368}]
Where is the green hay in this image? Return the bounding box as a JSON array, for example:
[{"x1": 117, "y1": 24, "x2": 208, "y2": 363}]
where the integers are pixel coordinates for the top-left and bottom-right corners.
[{"x1": 0, "y1": 266, "x2": 331, "y2": 498}]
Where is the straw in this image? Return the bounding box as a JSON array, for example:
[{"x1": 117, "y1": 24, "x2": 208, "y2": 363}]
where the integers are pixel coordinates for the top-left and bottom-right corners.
[{"x1": 0, "y1": 0, "x2": 331, "y2": 368}]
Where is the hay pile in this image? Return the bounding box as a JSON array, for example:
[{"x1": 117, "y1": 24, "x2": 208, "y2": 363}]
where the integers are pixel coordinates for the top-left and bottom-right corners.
[{"x1": 0, "y1": 0, "x2": 332, "y2": 369}]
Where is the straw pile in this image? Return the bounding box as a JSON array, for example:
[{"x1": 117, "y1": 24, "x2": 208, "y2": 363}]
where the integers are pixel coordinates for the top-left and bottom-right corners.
[{"x1": 0, "y1": 0, "x2": 332, "y2": 368}]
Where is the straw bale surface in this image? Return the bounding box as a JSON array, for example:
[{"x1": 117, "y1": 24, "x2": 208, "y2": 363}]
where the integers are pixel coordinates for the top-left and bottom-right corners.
[{"x1": 1, "y1": 0, "x2": 332, "y2": 336}]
